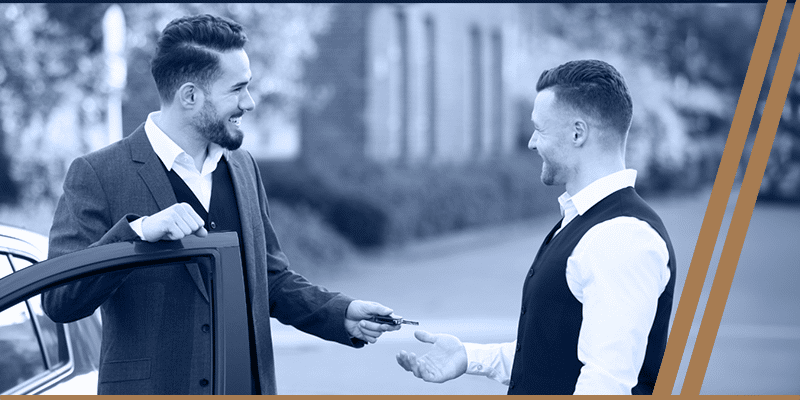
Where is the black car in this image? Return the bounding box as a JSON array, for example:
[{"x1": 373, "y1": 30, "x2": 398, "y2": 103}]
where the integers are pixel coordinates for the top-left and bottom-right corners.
[{"x1": 0, "y1": 226, "x2": 253, "y2": 394}]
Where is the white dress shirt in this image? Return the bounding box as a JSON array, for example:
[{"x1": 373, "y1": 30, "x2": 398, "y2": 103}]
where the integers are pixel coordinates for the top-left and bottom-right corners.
[
  {"x1": 464, "y1": 169, "x2": 671, "y2": 395},
  {"x1": 129, "y1": 112, "x2": 226, "y2": 239}
]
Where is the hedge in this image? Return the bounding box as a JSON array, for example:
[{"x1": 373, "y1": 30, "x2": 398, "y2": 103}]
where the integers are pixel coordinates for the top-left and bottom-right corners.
[{"x1": 257, "y1": 154, "x2": 562, "y2": 249}]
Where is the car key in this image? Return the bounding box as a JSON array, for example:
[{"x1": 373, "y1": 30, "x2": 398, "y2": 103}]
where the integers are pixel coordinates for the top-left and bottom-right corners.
[{"x1": 368, "y1": 315, "x2": 419, "y2": 325}]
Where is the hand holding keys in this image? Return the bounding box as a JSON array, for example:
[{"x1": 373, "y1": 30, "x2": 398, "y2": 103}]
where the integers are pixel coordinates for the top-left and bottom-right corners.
[{"x1": 369, "y1": 314, "x2": 419, "y2": 326}]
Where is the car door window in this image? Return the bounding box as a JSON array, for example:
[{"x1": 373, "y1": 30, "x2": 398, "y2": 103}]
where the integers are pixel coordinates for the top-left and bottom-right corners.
[
  {"x1": 0, "y1": 232, "x2": 250, "y2": 394},
  {"x1": 10, "y1": 255, "x2": 62, "y2": 370},
  {"x1": 0, "y1": 255, "x2": 47, "y2": 393},
  {"x1": 0, "y1": 255, "x2": 11, "y2": 279}
]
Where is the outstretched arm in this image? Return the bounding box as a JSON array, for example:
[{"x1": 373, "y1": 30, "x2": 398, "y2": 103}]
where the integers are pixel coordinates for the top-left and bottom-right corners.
[{"x1": 344, "y1": 300, "x2": 402, "y2": 344}]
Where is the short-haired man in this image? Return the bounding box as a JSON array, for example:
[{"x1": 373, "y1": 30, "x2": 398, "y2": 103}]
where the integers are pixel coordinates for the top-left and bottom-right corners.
[
  {"x1": 43, "y1": 14, "x2": 400, "y2": 395},
  {"x1": 396, "y1": 59, "x2": 676, "y2": 395}
]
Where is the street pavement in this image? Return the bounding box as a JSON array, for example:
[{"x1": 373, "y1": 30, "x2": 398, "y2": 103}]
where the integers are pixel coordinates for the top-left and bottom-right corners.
[
  {"x1": 270, "y1": 187, "x2": 800, "y2": 395},
  {"x1": 698, "y1": 195, "x2": 800, "y2": 394}
]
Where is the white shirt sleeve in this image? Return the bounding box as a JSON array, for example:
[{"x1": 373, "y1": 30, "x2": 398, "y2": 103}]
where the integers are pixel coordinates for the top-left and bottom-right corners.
[
  {"x1": 566, "y1": 217, "x2": 670, "y2": 395},
  {"x1": 129, "y1": 217, "x2": 147, "y2": 241},
  {"x1": 463, "y1": 341, "x2": 516, "y2": 385}
]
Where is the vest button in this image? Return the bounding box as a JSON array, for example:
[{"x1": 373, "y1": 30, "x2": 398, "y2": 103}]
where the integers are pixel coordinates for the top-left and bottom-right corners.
[
  {"x1": 528, "y1": 269, "x2": 534, "y2": 277},
  {"x1": 520, "y1": 306, "x2": 526, "y2": 315},
  {"x1": 201, "y1": 324, "x2": 210, "y2": 333},
  {"x1": 516, "y1": 343, "x2": 521, "y2": 352},
  {"x1": 210, "y1": 221, "x2": 216, "y2": 230},
  {"x1": 199, "y1": 379, "x2": 209, "y2": 387},
  {"x1": 509, "y1": 380, "x2": 515, "y2": 389}
]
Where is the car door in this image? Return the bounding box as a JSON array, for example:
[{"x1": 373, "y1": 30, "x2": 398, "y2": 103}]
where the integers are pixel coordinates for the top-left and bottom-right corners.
[
  {"x1": 0, "y1": 232, "x2": 251, "y2": 395},
  {"x1": 0, "y1": 250, "x2": 96, "y2": 395}
]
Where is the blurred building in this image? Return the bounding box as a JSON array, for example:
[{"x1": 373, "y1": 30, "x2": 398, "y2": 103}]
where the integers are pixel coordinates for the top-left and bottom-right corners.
[{"x1": 301, "y1": 3, "x2": 520, "y2": 166}]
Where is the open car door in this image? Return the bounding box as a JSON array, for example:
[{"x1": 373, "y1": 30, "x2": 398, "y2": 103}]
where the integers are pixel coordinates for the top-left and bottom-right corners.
[{"x1": 0, "y1": 232, "x2": 251, "y2": 395}]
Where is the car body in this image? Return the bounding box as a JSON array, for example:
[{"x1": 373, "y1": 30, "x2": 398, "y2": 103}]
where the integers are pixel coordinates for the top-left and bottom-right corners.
[
  {"x1": 0, "y1": 225, "x2": 252, "y2": 395},
  {"x1": 0, "y1": 224, "x2": 101, "y2": 395}
]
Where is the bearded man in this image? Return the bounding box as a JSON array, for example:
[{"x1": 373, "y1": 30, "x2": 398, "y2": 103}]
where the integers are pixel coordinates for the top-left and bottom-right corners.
[{"x1": 43, "y1": 14, "x2": 399, "y2": 395}]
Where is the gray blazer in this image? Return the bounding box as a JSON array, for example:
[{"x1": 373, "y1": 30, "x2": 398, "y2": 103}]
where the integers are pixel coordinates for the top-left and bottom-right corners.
[{"x1": 43, "y1": 124, "x2": 359, "y2": 394}]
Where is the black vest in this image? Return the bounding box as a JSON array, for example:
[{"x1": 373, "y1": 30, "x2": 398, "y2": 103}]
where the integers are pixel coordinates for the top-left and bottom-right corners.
[
  {"x1": 164, "y1": 158, "x2": 261, "y2": 393},
  {"x1": 507, "y1": 187, "x2": 676, "y2": 395}
]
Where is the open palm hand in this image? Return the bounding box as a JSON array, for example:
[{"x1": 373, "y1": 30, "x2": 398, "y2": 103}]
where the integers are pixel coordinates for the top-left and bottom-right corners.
[{"x1": 396, "y1": 330, "x2": 467, "y2": 383}]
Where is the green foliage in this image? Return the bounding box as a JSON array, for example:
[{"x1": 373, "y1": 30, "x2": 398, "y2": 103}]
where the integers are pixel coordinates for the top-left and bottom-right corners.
[
  {"x1": 259, "y1": 154, "x2": 561, "y2": 249},
  {"x1": 522, "y1": 4, "x2": 764, "y2": 90},
  {"x1": 0, "y1": 4, "x2": 334, "y2": 206},
  {"x1": 258, "y1": 160, "x2": 388, "y2": 247},
  {"x1": 514, "y1": 4, "x2": 759, "y2": 194},
  {"x1": 267, "y1": 200, "x2": 356, "y2": 277},
  {"x1": 120, "y1": 4, "x2": 334, "y2": 144},
  {"x1": 0, "y1": 4, "x2": 105, "y2": 205},
  {"x1": 753, "y1": 6, "x2": 800, "y2": 202},
  {"x1": 0, "y1": 132, "x2": 17, "y2": 204},
  {"x1": 353, "y1": 157, "x2": 561, "y2": 245}
]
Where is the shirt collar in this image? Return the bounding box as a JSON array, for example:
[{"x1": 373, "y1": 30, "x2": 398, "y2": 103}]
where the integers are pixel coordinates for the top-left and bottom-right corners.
[
  {"x1": 558, "y1": 169, "x2": 638, "y2": 218},
  {"x1": 144, "y1": 112, "x2": 226, "y2": 171}
]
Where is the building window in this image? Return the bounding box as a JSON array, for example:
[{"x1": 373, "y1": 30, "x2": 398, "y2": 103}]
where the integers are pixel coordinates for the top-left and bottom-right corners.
[
  {"x1": 396, "y1": 8, "x2": 410, "y2": 164},
  {"x1": 469, "y1": 25, "x2": 483, "y2": 157},
  {"x1": 425, "y1": 16, "x2": 437, "y2": 160},
  {"x1": 491, "y1": 29, "x2": 503, "y2": 156}
]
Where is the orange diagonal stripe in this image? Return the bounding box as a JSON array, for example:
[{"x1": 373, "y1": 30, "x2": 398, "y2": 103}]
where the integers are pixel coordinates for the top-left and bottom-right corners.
[
  {"x1": 652, "y1": 0, "x2": 788, "y2": 395},
  {"x1": 681, "y1": 2, "x2": 800, "y2": 395}
]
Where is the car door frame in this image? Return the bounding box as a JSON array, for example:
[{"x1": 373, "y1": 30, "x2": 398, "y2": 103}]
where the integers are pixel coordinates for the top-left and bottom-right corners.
[
  {"x1": 0, "y1": 252, "x2": 76, "y2": 395},
  {"x1": 0, "y1": 232, "x2": 251, "y2": 395}
]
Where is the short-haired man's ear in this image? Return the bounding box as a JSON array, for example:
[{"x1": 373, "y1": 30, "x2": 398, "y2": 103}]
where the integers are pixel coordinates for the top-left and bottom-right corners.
[
  {"x1": 572, "y1": 120, "x2": 588, "y2": 146},
  {"x1": 177, "y1": 82, "x2": 200, "y2": 109}
]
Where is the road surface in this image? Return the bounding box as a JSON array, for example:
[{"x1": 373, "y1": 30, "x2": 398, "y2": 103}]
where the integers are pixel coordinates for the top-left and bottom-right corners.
[{"x1": 270, "y1": 188, "x2": 800, "y2": 395}]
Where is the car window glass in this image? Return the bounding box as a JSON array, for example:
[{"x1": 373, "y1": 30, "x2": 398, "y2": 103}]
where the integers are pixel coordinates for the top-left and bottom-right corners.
[
  {"x1": 0, "y1": 254, "x2": 12, "y2": 279},
  {"x1": 25, "y1": 294, "x2": 61, "y2": 369},
  {"x1": 9, "y1": 256, "x2": 61, "y2": 369},
  {"x1": 0, "y1": 238, "x2": 231, "y2": 394},
  {"x1": 0, "y1": 300, "x2": 47, "y2": 393},
  {"x1": 9, "y1": 255, "x2": 34, "y2": 271}
]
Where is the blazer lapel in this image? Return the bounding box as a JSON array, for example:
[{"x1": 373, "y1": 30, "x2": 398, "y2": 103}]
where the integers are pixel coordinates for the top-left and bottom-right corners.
[
  {"x1": 127, "y1": 124, "x2": 209, "y2": 302},
  {"x1": 225, "y1": 153, "x2": 258, "y2": 293},
  {"x1": 128, "y1": 126, "x2": 178, "y2": 211}
]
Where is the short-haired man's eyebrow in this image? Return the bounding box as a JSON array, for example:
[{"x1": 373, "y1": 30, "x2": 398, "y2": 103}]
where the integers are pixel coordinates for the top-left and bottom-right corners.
[{"x1": 232, "y1": 78, "x2": 251, "y2": 90}]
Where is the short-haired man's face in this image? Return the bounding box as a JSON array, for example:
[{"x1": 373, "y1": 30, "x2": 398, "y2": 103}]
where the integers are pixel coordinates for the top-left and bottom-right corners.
[
  {"x1": 191, "y1": 49, "x2": 254, "y2": 150},
  {"x1": 528, "y1": 89, "x2": 575, "y2": 187}
]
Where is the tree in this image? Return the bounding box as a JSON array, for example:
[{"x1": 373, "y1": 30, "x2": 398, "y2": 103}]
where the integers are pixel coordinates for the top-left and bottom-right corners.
[
  {"x1": 0, "y1": 4, "x2": 105, "y2": 205},
  {"x1": 755, "y1": 4, "x2": 800, "y2": 201},
  {"x1": 516, "y1": 4, "x2": 764, "y2": 192},
  {"x1": 0, "y1": 4, "x2": 333, "y2": 205},
  {"x1": 120, "y1": 4, "x2": 333, "y2": 151},
  {"x1": 520, "y1": 4, "x2": 764, "y2": 91}
]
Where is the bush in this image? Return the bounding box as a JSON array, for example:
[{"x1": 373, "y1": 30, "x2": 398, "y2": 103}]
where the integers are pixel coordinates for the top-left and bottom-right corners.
[
  {"x1": 341, "y1": 157, "x2": 562, "y2": 246},
  {"x1": 267, "y1": 201, "x2": 356, "y2": 278},
  {"x1": 258, "y1": 154, "x2": 562, "y2": 249},
  {"x1": 257, "y1": 160, "x2": 389, "y2": 247}
]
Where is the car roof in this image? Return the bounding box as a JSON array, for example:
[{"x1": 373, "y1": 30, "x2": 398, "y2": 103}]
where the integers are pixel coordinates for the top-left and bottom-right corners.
[{"x1": 0, "y1": 224, "x2": 48, "y2": 262}]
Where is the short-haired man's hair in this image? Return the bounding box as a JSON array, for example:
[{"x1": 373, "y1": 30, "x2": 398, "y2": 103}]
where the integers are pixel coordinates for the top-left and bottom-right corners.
[
  {"x1": 536, "y1": 60, "x2": 633, "y2": 139},
  {"x1": 151, "y1": 14, "x2": 248, "y2": 103}
]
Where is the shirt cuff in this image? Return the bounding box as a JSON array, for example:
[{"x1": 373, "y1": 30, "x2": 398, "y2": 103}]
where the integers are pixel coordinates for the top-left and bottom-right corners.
[
  {"x1": 463, "y1": 342, "x2": 513, "y2": 385},
  {"x1": 464, "y1": 342, "x2": 489, "y2": 375},
  {"x1": 129, "y1": 217, "x2": 147, "y2": 241}
]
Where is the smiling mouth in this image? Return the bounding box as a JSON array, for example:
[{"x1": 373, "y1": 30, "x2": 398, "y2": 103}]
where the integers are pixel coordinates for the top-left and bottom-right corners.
[{"x1": 228, "y1": 115, "x2": 243, "y2": 126}]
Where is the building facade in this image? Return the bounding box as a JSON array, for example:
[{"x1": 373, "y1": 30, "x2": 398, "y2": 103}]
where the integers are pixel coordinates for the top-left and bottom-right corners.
[{"x1": 364, "y1": 4, "x2": 519, "y2": 165}]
